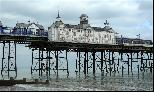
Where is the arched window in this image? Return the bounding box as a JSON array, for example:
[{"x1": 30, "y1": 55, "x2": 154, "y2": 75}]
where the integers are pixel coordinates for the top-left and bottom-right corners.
[{"x1": 66, "y1": 31, "x2": 69, "y2": 35}]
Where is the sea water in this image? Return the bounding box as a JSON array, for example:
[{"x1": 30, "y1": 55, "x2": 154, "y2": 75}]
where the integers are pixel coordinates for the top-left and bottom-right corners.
[{"x1": 0, "y1": 69, "x2": 153, "y2": 91}]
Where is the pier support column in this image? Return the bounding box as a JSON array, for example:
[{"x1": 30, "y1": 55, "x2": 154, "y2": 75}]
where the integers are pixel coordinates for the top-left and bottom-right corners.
[
  {"x1": 48, "y1": 50, "x2": 69, "y2": 78},
  {"x1": 130, "y1": 52, "x2": 133, "y2": 74},
  {"x1": 46, "y1": 50, "x2": 50, "y2": 78},
  {"x1": 140, "y1": 51, "x2": 144, "y2": 72},
  {"x1": 86, "y1": 52, "x2": 89, "y2": 74},
  {"x1": 1, "y1": 41, "x2": 17, "y2": 79},
  {"x1": 101, "y1": 51, "x2": 104, "y2": 76},
  {"x1": 83, "y1": 51, "x2": 87, "y2": 75},
  {"x1": 127, "y1": 53, "x2": 130, "y2": 75},
  {"x1": 149, "y1": 52, "x2": 153, "y2": 73},
  {"x1": 78, "y1": 51, "x2": 81, "y2": 74},
  {"x1": 31, "y1": 48, "x2": 51, "y2": 79},
  {"x1": 92, "y1": 51, "x2": 96, "y2": 76},
  {"x1": 112, "y1": 51, "x2": 116, "y2": 76},
  {"x1": 108, "y1": 50, "x2": 112, "y2": 76},
  {"x1": 66, "y1": 50, "x2": 69, "y2": 77},
  {"x1": 104, "y1": 50, "x2": 108, "y2": 74},
  {"x1": 55, "y1": 51, "x2": 58, "y2": 78}
]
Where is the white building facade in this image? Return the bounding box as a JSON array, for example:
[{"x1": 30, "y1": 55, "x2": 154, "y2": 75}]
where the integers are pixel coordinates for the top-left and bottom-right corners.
[{"x1": 48, "y1": 14, "x2": 116, "y2": 44}]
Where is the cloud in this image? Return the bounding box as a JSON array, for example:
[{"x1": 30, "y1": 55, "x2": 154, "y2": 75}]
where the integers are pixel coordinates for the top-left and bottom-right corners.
[
  {"x1": 0, "y1": 0, "x2": 153, "y2": 40},
  {"x1": 138, "y1": 0, "x2": 153, "y2": 10}
]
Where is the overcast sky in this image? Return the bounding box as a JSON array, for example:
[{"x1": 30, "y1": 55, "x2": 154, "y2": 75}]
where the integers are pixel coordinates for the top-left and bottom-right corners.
[{"x1": 0, "y1": 0, "x2": 153, "y2": 40}]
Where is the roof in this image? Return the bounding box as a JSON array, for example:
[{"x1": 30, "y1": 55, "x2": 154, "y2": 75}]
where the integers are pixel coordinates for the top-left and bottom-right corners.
[
  {"x1": 49, "y1": 13, "x2": 115, "y2": 33},
  {"x1": 92, "y1": 27, "x2": 103, "y2": 31},
  {"x1": 63, "y1": 23, "x2": 115, "y2": 33},
  {"x1": 91, "y1": 26, "x2": 114, "y2": 33},
  {"x1": 54, "y1": 20, "x2": 64, "y2": 27},
  {"x1": 35, "y1": 23, "x2": 44, "y2": 30},
  {"x1": 116, "y1": 37, "x2": 153, "y2": 45},
  {"x1": 80, "y1": 14, "x2": 88, "y2": 18},
  {"x1": 64, "y1": 24, "x2": 77, "y2": 28},
  {"x1": 15, "y1": 23, "x2": 29, "y2": 28},
  {"x1": 15, "y1": 22, "x2": 44, "y2": 30}
]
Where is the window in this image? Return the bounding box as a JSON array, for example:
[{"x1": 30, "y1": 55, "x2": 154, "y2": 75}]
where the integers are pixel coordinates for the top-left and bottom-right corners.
[
  {"x1": 62, "y1": 37, "x2": 65, "y2": 41},
  {"x1": 73, "y1": 32, "x2": 76, "y2": 36},
  {"x1": 104, "y1": 35, "x2": 106, "y2": 38},
  {"x1": 88, "y1": 39, "x2": 90, "y2": 42},
  {"x1": 102, "y1": 38, "x2": 104, "y2": 43},
  {"x1": 110, "y1": 35, "x2": 111, "y2": 40},
  {"x1": 74, "y1": 38, "x2": 77, "y2": 41},
  {"x1": 92, "y1": 39, "x2": 94, "y2": 42},
  {"x1": 66, "y1": 31, "x2": 69, "y2": 35}
]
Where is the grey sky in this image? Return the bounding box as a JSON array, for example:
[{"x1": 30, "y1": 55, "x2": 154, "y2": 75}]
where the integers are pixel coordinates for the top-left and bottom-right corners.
[{"x1": 0, "y1": 0, "x2": 153, "y2": 40}]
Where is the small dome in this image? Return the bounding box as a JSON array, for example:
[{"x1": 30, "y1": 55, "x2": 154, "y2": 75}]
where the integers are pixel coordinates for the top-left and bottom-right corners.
[{"x1": 80, "y1": 14, "x2": 88, "y2": 18}]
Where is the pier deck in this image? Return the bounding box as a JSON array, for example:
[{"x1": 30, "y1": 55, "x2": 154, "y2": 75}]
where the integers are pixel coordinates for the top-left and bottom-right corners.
[{"x1": 0, "y1": 34, "x2": 153, "y2": 80}]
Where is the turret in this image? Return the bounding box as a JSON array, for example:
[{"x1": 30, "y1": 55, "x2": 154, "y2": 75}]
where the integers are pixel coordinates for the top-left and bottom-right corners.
[{"x1": 80, "y1": 14, "x2": 88, "y2": 25}]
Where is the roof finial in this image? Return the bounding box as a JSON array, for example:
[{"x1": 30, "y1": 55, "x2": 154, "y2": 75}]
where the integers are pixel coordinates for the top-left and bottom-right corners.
[
  {"x1": 56, "y1": 10, "x2": 61, "y2": 19},
  {"x1": 28, "y1": 20, "x2": 30, "y2": 24},
  {"x1": 104, "y1": 19, "x2": 109, "y2": 25},
  {"x1": 136, "y1": 34, "x2": 140, "y2": 39}
]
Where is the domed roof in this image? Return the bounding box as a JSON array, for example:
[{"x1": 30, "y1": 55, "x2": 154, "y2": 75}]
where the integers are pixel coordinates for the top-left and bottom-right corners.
[{"x1": 80, "y1": 14, "x2": 88, "y2": 18}]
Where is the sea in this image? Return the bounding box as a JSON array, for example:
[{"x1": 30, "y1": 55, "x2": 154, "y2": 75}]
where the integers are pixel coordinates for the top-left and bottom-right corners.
[{"x1": 0, "y1": 70, "x2": 153, "y2": 91}]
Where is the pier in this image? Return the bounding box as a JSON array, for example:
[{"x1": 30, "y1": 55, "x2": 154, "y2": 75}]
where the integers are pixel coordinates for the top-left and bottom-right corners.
[{"x1": 0, "y1": 34, "x2": 153, "y2": 80}]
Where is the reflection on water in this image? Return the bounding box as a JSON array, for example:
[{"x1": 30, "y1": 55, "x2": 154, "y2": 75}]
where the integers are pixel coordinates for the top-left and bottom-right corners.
[{"x1": 0, "y1": 71, "x2": 153, "y2": 91}]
